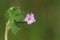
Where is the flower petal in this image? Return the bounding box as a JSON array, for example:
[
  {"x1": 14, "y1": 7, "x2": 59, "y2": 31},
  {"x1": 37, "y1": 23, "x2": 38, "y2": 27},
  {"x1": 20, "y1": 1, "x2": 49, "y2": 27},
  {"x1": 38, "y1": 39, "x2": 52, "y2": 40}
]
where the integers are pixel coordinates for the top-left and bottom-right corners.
[{"x1": 24, "y1": 13, "x2": 30, "y2": 21}]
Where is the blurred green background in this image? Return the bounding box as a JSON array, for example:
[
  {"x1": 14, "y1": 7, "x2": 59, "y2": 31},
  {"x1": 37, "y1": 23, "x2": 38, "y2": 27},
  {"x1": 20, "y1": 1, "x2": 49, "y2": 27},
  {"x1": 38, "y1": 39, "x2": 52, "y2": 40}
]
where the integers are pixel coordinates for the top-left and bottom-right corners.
[{"x1": 0, "y1": 0, "x2": 60, "y2": 40}]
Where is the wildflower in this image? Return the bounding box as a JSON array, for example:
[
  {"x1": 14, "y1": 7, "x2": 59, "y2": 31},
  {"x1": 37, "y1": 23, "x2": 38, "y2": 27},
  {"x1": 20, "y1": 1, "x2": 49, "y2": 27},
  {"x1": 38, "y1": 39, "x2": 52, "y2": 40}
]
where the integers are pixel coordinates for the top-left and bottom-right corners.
[{"x1": 24, "y1": 13, "x2": 36, "y2": 24}]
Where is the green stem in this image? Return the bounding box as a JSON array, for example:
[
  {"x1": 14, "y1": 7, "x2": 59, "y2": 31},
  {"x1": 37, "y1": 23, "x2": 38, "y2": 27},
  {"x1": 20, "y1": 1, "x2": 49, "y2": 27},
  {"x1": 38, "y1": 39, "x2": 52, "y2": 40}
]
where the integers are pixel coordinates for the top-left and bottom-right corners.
[{"x1": 5, "y1": 20, "x2": 10, "y2": 40}]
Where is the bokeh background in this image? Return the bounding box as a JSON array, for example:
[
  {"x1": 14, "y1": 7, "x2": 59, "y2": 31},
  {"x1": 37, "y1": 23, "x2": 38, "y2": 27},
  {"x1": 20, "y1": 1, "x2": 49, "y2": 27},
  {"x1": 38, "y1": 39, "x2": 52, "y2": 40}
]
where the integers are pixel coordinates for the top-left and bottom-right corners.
[{"x1": 0, "y1": 0, "x2": 60, "y2": 40}]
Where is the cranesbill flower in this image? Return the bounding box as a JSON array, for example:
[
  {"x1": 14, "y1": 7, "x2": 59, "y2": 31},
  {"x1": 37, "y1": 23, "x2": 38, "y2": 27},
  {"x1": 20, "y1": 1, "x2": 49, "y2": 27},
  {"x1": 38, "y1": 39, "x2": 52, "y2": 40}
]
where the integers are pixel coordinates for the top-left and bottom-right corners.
[{"x1": 24, "y1": 13, "x2": 36, "y2": 24}]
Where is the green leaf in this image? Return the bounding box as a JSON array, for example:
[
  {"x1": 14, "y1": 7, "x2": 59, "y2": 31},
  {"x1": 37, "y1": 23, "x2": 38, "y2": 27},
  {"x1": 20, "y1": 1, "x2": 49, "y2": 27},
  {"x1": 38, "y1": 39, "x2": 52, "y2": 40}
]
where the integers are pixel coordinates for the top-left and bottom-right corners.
[
  {"x1": 6, "y1": 7, "x2": 25, "y2": 22},
  {"x1": 14, "y1": 13, "x2": 25, "y2": 22},
  {"x1": 11, "y1": 22, "x2": 22, "y2": 34},
  {"x1": 6, "y1": 7, "x2": 25, "y2": 34}
]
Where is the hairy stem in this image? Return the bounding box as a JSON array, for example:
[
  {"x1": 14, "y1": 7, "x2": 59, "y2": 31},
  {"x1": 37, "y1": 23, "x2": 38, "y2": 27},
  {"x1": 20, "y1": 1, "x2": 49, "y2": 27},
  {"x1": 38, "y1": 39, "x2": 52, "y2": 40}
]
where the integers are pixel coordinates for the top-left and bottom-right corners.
[{"x1": 5, "y1": 20, "x2": 10, "y2": 40}]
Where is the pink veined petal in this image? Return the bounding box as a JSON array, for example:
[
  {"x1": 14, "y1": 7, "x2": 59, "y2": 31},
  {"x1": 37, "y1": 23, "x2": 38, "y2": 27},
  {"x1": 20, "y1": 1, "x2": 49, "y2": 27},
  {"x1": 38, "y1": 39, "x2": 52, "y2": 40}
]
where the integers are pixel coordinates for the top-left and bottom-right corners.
[
  {"x1": 26, "y1": 13, "x2": 30, "y2": 17},
  {"x1": 31, "y1": 13, "x2": 34, "y2": 17},
  {"x1": 30, "y1": 13, "x2": 35, "y2": 18},
  {"x1": 31, "y1": 17, "x2": 36, "y2": 22},
  {"x1": 27, "y1": 20, "x2": 33, "y2": 24},
  {"x1": 24, "y1": 17, "x2": 29, "y2": 21},
  {"x1": 30, "y1": 13, "x2": 36, "y2": 22},
  {"x1": 27, "y1": 21, "x2": 31, "y2": 24},
  {"x1": 24, "y1": 13, "x2": 30, "y2": 21},
  {"x1": 30, "y1": 17, "x2": 35, "y2": 20},
  {"x1": 27, "y1": 20, "x2": 30, "y2": 24}
]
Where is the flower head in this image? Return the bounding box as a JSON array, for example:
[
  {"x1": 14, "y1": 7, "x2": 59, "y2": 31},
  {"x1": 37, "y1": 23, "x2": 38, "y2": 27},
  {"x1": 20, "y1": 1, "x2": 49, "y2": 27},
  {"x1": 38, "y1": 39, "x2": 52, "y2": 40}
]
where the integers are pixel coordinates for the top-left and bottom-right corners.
[{"x1": 24, "y1": 13, "x2": 36, "y2": 24}]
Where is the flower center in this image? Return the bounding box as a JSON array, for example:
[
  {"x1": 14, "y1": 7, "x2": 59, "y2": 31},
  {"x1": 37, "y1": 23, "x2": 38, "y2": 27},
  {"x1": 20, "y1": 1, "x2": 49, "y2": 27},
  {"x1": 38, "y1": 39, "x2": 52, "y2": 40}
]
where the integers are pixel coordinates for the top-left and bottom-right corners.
[{"x1": 28, "y1": 17, "x2": 31, "y2": 20}]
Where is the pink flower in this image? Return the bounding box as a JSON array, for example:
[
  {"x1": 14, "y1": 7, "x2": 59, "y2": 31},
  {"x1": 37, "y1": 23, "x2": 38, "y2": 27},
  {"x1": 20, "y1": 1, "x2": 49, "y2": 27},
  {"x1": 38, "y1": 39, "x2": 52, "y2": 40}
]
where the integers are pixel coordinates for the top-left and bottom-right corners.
[{"x1": 24, "y1": 13, "x2": 36, "y2": 24}]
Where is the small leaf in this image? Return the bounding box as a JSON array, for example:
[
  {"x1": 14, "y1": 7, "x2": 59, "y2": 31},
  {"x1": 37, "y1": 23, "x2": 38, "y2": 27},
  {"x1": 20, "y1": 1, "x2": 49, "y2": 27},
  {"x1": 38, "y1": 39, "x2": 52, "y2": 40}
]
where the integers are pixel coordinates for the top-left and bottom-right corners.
[
  {"x1": 11, "y1": 22, "x2": 22, "y2": 34},
  {"x1": 14, "y1": 13, "x2": 25, "y2": 22}
]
